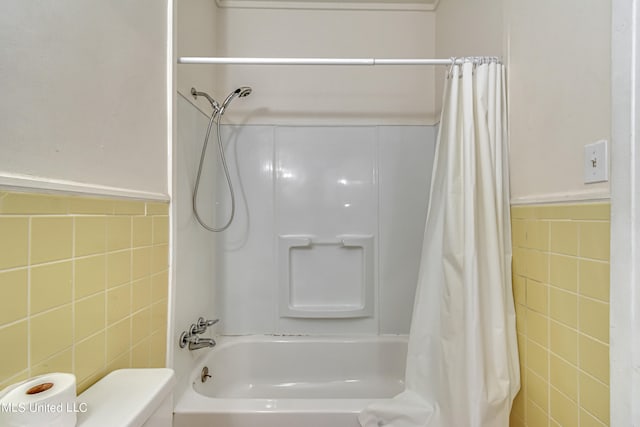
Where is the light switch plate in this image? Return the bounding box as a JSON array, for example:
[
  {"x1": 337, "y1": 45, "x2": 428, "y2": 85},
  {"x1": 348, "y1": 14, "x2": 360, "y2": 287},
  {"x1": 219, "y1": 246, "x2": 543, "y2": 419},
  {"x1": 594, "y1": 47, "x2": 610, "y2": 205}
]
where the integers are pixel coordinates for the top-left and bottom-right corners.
[{"x1": 584, "y1": 140, "x2": 608, "y2": 184}]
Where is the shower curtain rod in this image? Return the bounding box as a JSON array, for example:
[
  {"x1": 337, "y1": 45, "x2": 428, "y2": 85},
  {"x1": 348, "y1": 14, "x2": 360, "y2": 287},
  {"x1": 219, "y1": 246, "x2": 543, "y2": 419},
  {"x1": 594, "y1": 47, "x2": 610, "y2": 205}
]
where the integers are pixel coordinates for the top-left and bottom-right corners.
[{"x1": 178, "y1": 57, "x2": 471, "y2": 65}]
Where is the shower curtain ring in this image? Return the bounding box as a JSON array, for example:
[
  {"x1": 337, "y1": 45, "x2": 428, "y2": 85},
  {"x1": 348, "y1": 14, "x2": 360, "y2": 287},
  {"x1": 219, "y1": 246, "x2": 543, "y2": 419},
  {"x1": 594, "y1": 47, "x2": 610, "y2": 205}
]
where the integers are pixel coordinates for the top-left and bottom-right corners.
[{"x1": 448, "y1": 57, "x2": 457, "y2": 79}]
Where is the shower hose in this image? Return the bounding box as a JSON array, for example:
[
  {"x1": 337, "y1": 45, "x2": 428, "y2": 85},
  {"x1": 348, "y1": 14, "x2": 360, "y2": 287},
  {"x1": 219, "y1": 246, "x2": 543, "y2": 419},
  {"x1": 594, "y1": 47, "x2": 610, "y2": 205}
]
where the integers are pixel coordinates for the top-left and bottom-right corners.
[{"x1": 192, "y1": 109, "x2": 236, "y2": 232}]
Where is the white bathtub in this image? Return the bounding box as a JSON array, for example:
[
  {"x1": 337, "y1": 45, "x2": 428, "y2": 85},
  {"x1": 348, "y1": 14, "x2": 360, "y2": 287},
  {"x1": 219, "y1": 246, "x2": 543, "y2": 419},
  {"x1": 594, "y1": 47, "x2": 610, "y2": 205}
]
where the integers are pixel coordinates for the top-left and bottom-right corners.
[{"x1": 173, "y1": 335, "x2": 407, "y2": 427}]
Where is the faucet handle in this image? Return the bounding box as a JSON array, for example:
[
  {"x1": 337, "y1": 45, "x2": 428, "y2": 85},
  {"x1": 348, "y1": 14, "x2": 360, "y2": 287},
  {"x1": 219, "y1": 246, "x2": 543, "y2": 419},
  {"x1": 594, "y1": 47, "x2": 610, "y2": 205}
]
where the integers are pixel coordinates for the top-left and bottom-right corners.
[
  {"x1": 196, "y1": 317, "x2": 219, "y2": 330},
  {"x1": 179, "y1": 330, "x2": 199, "y2": 348}
]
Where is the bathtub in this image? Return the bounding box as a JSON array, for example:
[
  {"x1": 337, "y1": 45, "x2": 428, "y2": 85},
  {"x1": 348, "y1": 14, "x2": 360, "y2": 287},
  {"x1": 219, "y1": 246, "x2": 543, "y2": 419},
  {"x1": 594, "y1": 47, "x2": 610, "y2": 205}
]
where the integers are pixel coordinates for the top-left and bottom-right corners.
[{"x1": 173, "y1": 335, "x2": 407, "y2": 427}]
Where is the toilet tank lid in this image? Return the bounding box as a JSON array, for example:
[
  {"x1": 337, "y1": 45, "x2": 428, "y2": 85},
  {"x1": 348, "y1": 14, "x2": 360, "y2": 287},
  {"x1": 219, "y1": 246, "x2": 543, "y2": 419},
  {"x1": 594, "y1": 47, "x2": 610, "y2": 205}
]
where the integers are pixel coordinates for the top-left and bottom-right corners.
[{"x1": 77, "y1": 368, "x2": 175, "y2": 427}]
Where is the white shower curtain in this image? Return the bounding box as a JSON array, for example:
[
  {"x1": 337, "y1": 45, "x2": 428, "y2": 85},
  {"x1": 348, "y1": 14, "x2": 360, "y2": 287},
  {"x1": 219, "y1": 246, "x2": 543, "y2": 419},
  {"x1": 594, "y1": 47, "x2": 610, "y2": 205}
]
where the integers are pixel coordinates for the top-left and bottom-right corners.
[{"x1": 360, "y1": 59, "x2": 520, "y2": 427}]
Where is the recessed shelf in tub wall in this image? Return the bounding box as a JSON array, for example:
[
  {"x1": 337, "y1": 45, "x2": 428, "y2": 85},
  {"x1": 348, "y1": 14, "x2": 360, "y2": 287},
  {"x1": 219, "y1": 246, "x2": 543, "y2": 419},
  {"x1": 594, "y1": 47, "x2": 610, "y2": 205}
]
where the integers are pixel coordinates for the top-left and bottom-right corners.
[{"x1": 279, "y1": 234, "x2": 374, "y2": 318}]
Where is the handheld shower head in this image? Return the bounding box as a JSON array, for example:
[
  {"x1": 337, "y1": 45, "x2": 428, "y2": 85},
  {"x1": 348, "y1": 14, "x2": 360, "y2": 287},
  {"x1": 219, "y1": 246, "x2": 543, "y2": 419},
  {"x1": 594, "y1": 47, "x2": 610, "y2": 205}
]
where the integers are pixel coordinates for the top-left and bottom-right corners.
[
  {"x1": 219, "y1": 86, "x2": 253, "y2": 116},
  {"x1": 191, "y1": 84, "x2": 253, "y2": 233},
  {"x1": 191, "y1": 88, "x2": 221, "y2": 113},
  {"x1": 236, "y1": 86, "x2": 252, "y2": 97}
]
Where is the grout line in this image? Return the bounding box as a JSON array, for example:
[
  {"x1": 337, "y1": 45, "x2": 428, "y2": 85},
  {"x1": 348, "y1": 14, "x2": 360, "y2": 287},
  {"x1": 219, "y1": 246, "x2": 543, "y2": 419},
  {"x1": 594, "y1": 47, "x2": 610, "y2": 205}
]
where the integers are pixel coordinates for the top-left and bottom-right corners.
[
  {"x1": 575, "y1": 330, "x2": 610, "y2": 348},
  {"x1": 26, "y1": 216, "x2": 32, "y2": 377},
  {"x1": 549, "y1": 382, "x2": 578, "y2": 405},
  {"x1": 128, "y1": 216, "x2": 134, "y2": 369},
  {"x1": 71, "y1": 216, "x2": 76, "y2": 379},
  {"x1": 72, "y1": 327, "x2": 107, "y2": 347},
  {"x1": 546, "y1": 220, "x2": 551, "y2": 426},
  {"x1": 0, "y1": 212, "x2": 149, "y2": 218},
  {"x1": 548, "y1": 383, "x2": 579, "y2": 425},
  {"x1": 0, "y1": 317, "x2": 30, "y2": 330},
  {"x1": 0, "y1": 369, "x2": 29, "y2": 389},
  {"x1": 26, "y1": 251, "x2": 124, "y2": 270},
  {"x1": 575, "y1": 221, "x2": 582, "y2": 422},
  {"x1": 514, "y1": 243, "x2": 609, "y2": 263},
  {"x1": 545, "y1": 318, "x2": 610, "y2": 348},
  {"x1": 576, "y1": 366, "x2": 610, "y2": 389},
  {"x1": 375, "y1": 126, "x2": 381, "y2": 334},
  {"x1": 580, "y1": 405, "x2": 609, "y2": 426},
  {"x1": 0, "y1": 264, "x2": 30, "y2": 275},
  {"x1": 546, "y1": 283, "x2": 609, "y2": 304},
  {"x1": 102, "y1": 216, "x2": 108, "y2": 376},
  {"x1": 524, "y1": 381, "x2": 549, "y2": 417},
  {"x1": 23, "y1": 302, "x2": 74, "y2": 323}
]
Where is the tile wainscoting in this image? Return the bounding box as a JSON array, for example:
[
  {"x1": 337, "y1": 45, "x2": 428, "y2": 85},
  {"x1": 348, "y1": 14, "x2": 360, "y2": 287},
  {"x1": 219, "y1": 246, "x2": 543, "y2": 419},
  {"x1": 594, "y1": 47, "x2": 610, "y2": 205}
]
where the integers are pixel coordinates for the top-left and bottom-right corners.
[
  {"x1": 510, "y1": 203, "x2": 610, "y2": 426},
  {"x1": 0, "y1": 191, "x2": 169, "y2": 393}
]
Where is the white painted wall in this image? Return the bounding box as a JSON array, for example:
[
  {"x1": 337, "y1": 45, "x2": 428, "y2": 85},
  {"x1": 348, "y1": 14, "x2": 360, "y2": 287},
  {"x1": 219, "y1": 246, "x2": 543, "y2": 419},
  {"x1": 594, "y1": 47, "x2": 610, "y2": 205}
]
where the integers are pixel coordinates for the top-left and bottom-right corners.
[
  {"x1": 172, "y1": 0, "x2": 225, "y2": 396},
  {"x1": 506, "y1": 0, "x2": 610, "y2": 203},
  {"x1": 172, "y1": 0, "x2": 224, "y2": 396},
  {"x1": 436, "y1": 0, "x2": 611, "y2": 203},
  {"x1": 0, "y1": 0, "x2": 169, "y2": 197},
  {"x1": 199, "y1": 7, "x2": 437, "y2": 125},
  {"x1": 172, "y1": 95, "x2": 217, "y2": 396},
  {"x1": 434, "y1": 0, "x2": 504, "y2": 113},
  {"x1": 177, "y1": 0, "x2": 220, "y2": 114}
]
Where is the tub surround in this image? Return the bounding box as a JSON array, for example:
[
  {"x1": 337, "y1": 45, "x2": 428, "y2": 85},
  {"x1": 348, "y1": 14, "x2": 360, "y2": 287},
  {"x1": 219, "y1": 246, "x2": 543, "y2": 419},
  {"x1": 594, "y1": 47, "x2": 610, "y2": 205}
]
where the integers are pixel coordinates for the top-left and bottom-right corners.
[
  {"x1": 199, "y1": 122, "x2": 437, "y2": 335},
  {"x1": 173, "y1": 95, "x2": 438, "y2": 405},
  {"x1": 0, "y1": 191, "x2": 170, "y2": 394},
  {"x1": 510, "y1": 202, "x2": 610, "y2": 426}
]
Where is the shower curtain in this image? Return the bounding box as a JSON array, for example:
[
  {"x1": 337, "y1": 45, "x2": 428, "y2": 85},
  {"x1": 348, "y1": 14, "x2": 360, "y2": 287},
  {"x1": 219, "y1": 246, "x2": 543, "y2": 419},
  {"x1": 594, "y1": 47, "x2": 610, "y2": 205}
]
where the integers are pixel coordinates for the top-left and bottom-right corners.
[{"x1": 360, "y1": 59, "x2": 520, "y2": 427}]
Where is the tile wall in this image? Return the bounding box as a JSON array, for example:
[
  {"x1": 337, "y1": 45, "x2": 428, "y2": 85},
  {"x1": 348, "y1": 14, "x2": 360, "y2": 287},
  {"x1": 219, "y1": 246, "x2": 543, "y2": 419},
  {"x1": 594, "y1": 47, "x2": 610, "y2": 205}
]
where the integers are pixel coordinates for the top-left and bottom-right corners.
[
  {"x1": 509, "y1": 203, "x2": 610, "y2": 426},
  {"x1": 0, "y1": 191, "x2": 169, "y2": 394}
]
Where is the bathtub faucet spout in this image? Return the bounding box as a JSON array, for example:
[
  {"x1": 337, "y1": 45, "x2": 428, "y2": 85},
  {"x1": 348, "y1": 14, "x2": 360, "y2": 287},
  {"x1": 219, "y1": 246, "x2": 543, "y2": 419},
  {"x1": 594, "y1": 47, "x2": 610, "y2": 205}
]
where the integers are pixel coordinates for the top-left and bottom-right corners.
[
  {"x1": 185, "y1": 335, "x2": 216, "y2": 350},
  {"x1": 179, "y1": 318, "x2": 220, "y2": 350}
]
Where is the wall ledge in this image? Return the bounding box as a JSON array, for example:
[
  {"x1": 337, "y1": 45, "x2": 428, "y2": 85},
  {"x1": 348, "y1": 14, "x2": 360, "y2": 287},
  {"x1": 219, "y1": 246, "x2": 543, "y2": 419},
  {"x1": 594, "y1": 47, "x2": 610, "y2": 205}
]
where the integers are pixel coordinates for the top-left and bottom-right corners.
[
  {"x1": 510, "y1": 189, "x2": 610, "y2": 206},
  {"x1": 0, "y1": 172, "x2": 170, "y2": 202}
]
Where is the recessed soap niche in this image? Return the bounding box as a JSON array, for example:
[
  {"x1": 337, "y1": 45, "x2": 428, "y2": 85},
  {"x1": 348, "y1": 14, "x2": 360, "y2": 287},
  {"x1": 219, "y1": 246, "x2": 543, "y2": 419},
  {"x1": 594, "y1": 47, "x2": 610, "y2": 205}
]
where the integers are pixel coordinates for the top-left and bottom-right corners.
[{"x1": 279, "y1": 234, "x2": 374, "y2": 318}]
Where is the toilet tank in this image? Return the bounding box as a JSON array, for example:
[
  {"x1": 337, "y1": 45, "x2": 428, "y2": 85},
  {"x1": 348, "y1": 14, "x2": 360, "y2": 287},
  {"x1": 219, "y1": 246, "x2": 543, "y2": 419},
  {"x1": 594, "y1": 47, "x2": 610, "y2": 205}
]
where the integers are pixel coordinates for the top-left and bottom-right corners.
[{"x1": 76, "y1": 369, "x2": 175, "y2": 427}]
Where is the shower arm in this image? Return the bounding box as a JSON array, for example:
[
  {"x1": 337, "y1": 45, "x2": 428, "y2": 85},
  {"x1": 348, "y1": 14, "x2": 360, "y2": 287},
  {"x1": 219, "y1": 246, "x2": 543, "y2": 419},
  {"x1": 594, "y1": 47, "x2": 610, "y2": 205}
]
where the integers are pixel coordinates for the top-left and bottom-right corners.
[{"x1": 191, "y1": 88, "x2": 221, "y2": 112}]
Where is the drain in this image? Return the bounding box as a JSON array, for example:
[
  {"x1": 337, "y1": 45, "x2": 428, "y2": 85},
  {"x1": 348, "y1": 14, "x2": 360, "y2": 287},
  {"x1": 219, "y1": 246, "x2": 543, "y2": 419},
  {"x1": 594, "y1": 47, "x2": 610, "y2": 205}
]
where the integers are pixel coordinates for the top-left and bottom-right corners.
[{"x1": 201, "y1": 366, "x2": 212, "y2": 383}]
